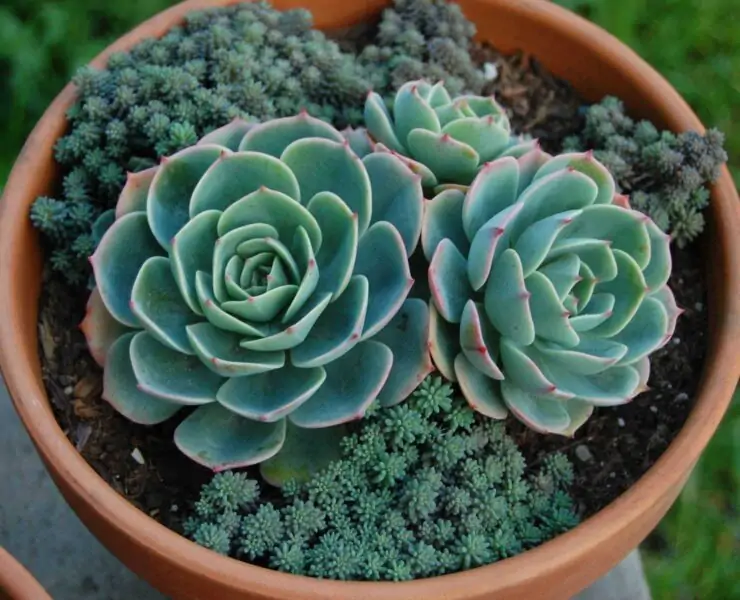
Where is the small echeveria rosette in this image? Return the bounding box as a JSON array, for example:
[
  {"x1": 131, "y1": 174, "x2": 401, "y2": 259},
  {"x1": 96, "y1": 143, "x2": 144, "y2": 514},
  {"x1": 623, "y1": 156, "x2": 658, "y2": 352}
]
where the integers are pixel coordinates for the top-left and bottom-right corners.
[
  {"x1": 359, "y1": 80, "x2": 536, "y2": 188},
  {"x1": 81, "y1": 113, "x2": 433, "y2": 479},
  {"x1": 422, "y1": 150, "x2": 681, "y2": 435}
]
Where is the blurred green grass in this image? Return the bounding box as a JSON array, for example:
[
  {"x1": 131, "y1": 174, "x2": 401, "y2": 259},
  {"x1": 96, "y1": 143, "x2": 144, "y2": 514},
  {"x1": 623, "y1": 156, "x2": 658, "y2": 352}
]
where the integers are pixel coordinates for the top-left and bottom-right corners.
[{"x1": 0, "y1": 1, "x2": 738, "y2": 598}]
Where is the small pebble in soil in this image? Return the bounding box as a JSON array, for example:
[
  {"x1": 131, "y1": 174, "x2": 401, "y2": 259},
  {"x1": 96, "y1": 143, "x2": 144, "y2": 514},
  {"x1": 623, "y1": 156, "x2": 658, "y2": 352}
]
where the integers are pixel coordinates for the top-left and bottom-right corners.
[
  {"x1": 695, "y1": 302, "x2": 704, "y2": 311},
  {"x1": 618, "y1": 418, "x2": 626, "y2": 428},
  {"x1": 675, "y1": 393, "x2": 690, "y2": 403},
  {"x1": 131, "y1": 448, "x2": 145, "y2": 465},
  {"x1": 484, "y1": 62, "x2": 498, "y2": 81},
  {"x1": 575, "y1": 444, "x2": 594, "y2": 463},
  {"x1": 64, "y1": 386, "x2": 73, "y2": 395},
  {"x1": 649, "y1": 406, "x2": 658, "y2": 413}
]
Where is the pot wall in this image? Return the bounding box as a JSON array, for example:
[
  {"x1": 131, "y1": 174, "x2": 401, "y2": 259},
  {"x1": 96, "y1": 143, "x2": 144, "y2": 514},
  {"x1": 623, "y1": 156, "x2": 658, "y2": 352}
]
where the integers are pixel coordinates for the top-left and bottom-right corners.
[
  {"x1": 0, "y1": 1, "x2": 738, "y2": 599},
  {"x1": 0, "y1": 548, "x2": 51, "y2": 600}
]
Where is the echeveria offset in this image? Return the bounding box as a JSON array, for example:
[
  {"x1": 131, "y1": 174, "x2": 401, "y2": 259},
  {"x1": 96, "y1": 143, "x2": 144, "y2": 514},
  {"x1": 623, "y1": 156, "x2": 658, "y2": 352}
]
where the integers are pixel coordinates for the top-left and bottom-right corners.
[
  {"x1": 362, "y1": 80, "x2": 535, "y2": 187},
  {"x1": 81, "y1": 114, "x2": 432, "y2": 474},
  {"x1": 423, "y1": 151, "x2": 680, "y2": 435}
]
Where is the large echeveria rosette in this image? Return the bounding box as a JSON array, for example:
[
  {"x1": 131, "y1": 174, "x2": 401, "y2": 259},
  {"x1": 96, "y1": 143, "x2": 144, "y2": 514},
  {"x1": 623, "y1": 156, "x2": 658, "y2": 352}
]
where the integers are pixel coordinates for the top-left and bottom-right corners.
[
  {"x1": 423, "y1": 151, "x2": 680, "y2": 435},
  {"x1": 360, "y1": 80, "x2": 536, "y2": 187},
  {"x1": 81, "y1": 113, "x2": 432, "y2": 474}
]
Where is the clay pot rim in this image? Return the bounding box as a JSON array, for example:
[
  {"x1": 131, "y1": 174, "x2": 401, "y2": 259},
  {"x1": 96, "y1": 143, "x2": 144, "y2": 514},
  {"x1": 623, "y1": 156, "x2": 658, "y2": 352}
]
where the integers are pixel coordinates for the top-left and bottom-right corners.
[
  {"x1": 0, "y1": 548, "x2": 51, "y2": 600},
  {"x1": 1, "y1": 0, "x2": 738, "y2": 598}
]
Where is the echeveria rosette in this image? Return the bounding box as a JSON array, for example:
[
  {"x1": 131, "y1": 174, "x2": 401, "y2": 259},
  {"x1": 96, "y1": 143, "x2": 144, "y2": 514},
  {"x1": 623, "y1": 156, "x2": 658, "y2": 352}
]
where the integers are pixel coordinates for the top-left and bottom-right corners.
[
  {"x1": 81, "y1": 113, "x2": 433, "y2": 478},
  {"x1": 423, "y1": 151, "x2": 680, "y2": 435},
  {"x1": 362, "y1": 80, "x2": 535, "y2": 187}
]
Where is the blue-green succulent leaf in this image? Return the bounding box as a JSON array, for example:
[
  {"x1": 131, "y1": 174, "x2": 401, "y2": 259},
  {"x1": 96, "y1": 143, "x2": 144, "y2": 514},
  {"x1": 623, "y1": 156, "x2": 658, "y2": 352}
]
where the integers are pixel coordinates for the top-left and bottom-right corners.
[
  {"x1": 190, "y1": 152, "x2": 300, "y2": 217},
  {"x1": 429, "y1": 238, "x2": 472, "y2": 324},
  {"x1": 363, "y1": 152, "x2": 424, "y2": 256},
  {"x1": 373, "y1": 298, "x2": 433, "y2": 407},
  {"x1": 462, "y1": 157, "x2": 520, "y2": 240},
  {"x1": 240, "y1": 293, "x2": 332, "y2": 352},
  {"x1": 282, "y1": 138, "x2": 372, "y2": 235},
  {"x1": 484, "y1": 249, "x2": 535, "y2": 346},
  {"x1": 259, "y1": 421, "x2": 347, "y2": 487},
  {"x1": 131, "y1": 256, "x2": 202, "y2": 354},
  {"x1": 91, "y1": 212, "x2": 164, "y2": 328},
  {"x1": 186, "y1": 322, "x2": 284, "y2": 377},
  {"x1": 102, "y1": 333, "x2": 181, "y2": 424},
  {"x1": 147, "y1": 144, "x2": 224, "y2": 251},
  {"x1": 354, "y1": 222, "x2": 413, "y2": 339},
  {"x1": 500, "y1": 380, "x2": 570, "y2": 434},
  {"x1": 129, "y1": 332, "x2": 222, "y2": 405},
  {"x1": 218, "y1": 188, "x2": 322, "y2": 250},
  {"x1": 429, "y1": 302, "x2": 460, "y2": 382},
  {"x1": 174, "y1": 404, "x2": 286, "y2": 471},
  {"x1": 460, "y1": 301, "x2": 504, "y2": 380},
  {"x1": 217, "y1": 363, "x2": 326, "y2": 422},
  {"x1": 421, "y1": 188, "x2": 468, "y2": 261},
  {"x1": 307, "y1": 191, "x2": 358, "y2": 300},
  {"x1": 454, "y1": 353, "x2": 508, "y2": 419},
  {"x1": 171, "y1": 210, "x2": 220, "y2": 315},
  {"x1": 239, "y1": 112, "x2": 344, "y2": 157},
  {"x1": 365, "y1": 91, "x2": 405, "y2": 153},
  {"x1": 291, "y1": 275, "x2": 368, "y2": 368},
  {"x1": 289, "y1": 340, "x2": 393, "y2": 428},
  {"x1": 81, "y1": 287, "x2": 136, "y2": 367},
  {"x1": 195, "y1": 271, "x2": 267, "y2": 337},
  {"x1": 406, "y1": 129, "x2": 479, "y2": 185},
  {"x1": 197, "y1": 119, "x2": 255, "y2": 151}
]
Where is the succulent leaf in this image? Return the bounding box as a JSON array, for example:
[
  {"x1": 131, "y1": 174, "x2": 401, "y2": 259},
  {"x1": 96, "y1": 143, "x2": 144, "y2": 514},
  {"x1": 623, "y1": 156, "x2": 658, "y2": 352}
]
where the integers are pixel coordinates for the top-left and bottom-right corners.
[
  {"x1": 147, "y1": 144, "x2": 224, "y2": 251},
  {"x1": 190, "y1": 152, "x2": 301, "y2": 217},
  {"x1": 259, "y1": 421, "x2": 347, "y2": 487},
  {"x1": 91, "y1": 212, "x2": 164, "y2": 328},
  {"x1": 198, "y1": 119, "x2": 255, "y2": 151},
  {"x1": 131, "y1": 256, "x2": 203, "y2": 354},
  {"x1": 103, "y1": 333, "x2": 181, "y2": 424},
  {"x1": 421, "y1": 188, "x2": 468, "y2": 261},
  {"x1": 115, "y1": 166, "x2": 157, "y2": 219},
  {"x1": 186, "y1": 322, "x2": 285, "y2": 377},
  {"x1": 373, "y1": 299, "x2": 434, "y2": 407},
  {"x1": 240, "y1": 113, "x2": 344, "y2": 157},
  {"x1": 429, "y1": 302, "x2": 460, "y2": 382},
  {"x1": 288, "y1": 341, "x2": 393, "y2": 428},
  {"x1": 354, "y1": 222, "x2": 413, "y2": 339},
  {"x1": 175, "y1": 404, "x2": 287, "y2": 472},
  {"x1": 453, "y1": 353, "x2": 507, "y2": 419},
  {"x1": 80, "y1": 287, "x2": 135, "y2": 367},
  {"x1": 291, "y1": 275, "x2": 368, "y2": 368},
  {"x1": 130, "y1": 332, "x2": 222, "y2": 405},
  {"x1": 282, "y1": 138, "x2": 372, "y2": 235},
  {"x1": 363, "y1": 152, "x2": 424, "y2": 256},
  {"x1": 217, "y1": 363, "x2": 326, "y2": 422}
]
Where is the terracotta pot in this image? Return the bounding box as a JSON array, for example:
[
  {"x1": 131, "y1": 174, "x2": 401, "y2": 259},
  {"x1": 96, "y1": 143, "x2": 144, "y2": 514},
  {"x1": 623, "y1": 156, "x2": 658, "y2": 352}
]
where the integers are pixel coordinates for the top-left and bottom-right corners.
[
  {"x1": 1, "y1": 0, "x2": 738, "y2": 598},
  {"x1": 0, "y1": 548, "x2": 51, "y2": 600}
]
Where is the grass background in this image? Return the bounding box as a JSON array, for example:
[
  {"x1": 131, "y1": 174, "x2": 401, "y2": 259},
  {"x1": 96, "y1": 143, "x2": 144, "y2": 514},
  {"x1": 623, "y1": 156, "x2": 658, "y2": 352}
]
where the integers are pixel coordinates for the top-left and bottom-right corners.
[{"x1": 0, "y1": 0, "x2": 737, "y2": 598}]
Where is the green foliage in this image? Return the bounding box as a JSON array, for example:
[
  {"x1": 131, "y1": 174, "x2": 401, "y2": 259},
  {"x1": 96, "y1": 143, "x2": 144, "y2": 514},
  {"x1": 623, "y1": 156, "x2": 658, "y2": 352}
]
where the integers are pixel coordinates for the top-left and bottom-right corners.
[
  {"x1": 563, "y1": 97, "x2": 727, "y2": 247},
  {"x1": 84, "y1": 117, "x2": 429, "y2": 473},
  {"x1": 29, "y1": 0, "x2": 375, "y2": 285},
  {"x1": 424, "y1": 150, "x2": 679, "y2": 435},
  {"x1": 358, "y1": 0, "x2": 487, "y2": 98},
  {"x1": 642, "y1": 392, "x2": 740, "y2": 600},
  {"x1": 0, "y1": 0, "x2": 178, "y2": 184},
  {"x1": 185, "y1": 376, "x2": 580, "y2": 581},
  {"x1": 553, "y1": 0, "x2": 739, "y2": 189}
]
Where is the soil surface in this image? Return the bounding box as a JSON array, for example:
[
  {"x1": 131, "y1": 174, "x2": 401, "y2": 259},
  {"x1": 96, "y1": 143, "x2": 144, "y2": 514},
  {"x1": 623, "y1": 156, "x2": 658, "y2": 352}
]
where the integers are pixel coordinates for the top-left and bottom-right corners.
[{"x1": 38, "y1": 40, "x2": 707, "y2": 530}]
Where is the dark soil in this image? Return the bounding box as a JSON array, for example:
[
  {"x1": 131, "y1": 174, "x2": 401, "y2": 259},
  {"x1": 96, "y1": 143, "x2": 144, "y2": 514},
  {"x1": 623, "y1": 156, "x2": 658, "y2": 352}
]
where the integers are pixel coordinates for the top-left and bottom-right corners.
[{"x1": 38, "y1": 39, "x2": 706, "y2": 530}]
